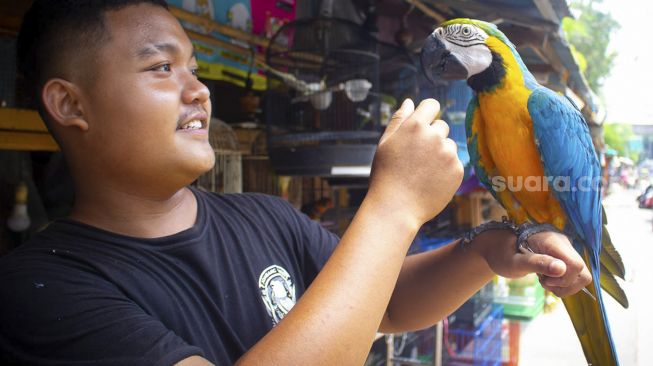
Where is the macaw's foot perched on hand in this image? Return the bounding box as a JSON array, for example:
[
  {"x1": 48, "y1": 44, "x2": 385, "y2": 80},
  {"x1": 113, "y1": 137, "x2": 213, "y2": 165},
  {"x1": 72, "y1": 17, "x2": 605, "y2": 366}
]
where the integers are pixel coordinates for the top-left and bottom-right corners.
[
  {"x1": 461, "y1": 216, "x2": 519, "y2": 248},
  {"x1": 515, "y1": 222, "x2": 565, "y2": 253}
]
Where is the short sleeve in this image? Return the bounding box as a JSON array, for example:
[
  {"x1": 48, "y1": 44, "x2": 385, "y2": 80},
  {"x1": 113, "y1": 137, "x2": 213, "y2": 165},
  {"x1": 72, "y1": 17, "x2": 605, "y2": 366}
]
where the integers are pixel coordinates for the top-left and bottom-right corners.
[{"x1": 0, "y1": 257, "x2": 203, "y2": 366}]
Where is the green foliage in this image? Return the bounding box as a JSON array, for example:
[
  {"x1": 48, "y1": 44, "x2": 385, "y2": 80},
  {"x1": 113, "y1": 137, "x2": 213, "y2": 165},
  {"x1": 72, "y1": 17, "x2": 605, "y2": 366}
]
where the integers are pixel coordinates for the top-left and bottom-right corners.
[
  {"x1": 562, "y1": 0, "x2": 619, "y2": 92},
  {"x1": 604, "y1": 123, "x2": 631, "y2": 153},
  {"x1": 568, "y1": 44, "x2": 587, "y2": 74},
  {"x1": 604, "y1": 123, "x2": 639, "y2": 161}
]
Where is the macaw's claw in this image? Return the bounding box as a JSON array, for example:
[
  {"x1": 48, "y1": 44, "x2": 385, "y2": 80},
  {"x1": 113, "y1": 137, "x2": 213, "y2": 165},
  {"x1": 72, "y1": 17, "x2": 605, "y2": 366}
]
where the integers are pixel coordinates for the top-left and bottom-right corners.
[{"x1": 515, "y1": 222, "x2": 563, "y2": 252}]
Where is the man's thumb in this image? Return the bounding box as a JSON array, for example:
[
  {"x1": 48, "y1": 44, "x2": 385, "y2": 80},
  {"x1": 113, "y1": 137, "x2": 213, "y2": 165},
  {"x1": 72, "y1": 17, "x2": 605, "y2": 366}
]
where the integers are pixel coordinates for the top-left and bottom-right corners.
[
  {"x1": 380, "y1": 98, "x2": 414, "y2": 144},
  {"x1": 517, "y1": 252, "x2": 567, "y2": 277}
]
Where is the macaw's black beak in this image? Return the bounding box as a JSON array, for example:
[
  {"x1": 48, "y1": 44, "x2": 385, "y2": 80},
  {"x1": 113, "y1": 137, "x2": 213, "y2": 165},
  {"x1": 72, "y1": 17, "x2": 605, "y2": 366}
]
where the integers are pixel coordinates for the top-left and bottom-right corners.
[{"x1": 420, "y1": 33, "x2": 469, "y2": 83}]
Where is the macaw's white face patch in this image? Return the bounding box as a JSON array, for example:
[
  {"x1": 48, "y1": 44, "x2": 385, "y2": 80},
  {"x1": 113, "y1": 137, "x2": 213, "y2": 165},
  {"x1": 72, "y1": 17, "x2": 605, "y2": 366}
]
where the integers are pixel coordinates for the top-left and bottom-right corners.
[
  {"x1": 433, "y1": 23, "x2": 493, "y2": 78},
  {"x1": 258, "y1": 264, "x2": 296, "y2": 325}
]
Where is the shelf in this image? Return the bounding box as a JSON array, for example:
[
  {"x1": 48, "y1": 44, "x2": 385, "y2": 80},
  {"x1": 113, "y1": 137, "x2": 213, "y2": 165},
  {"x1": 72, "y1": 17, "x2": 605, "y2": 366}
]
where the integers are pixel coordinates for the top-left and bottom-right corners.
[{"x1": 0, "y1": 108, "x2": 59, "y2": 151}]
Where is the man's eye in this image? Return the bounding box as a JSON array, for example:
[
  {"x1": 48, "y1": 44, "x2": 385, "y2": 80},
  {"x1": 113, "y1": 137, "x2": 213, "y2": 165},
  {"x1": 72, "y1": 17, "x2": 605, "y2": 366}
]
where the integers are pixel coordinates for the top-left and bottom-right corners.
[
  {"x1": 191, "y1": 67, "x2": 199, "y2": 76},
  {"x1": 152, "y1": 63, "x2": 171, "y2": 72}
]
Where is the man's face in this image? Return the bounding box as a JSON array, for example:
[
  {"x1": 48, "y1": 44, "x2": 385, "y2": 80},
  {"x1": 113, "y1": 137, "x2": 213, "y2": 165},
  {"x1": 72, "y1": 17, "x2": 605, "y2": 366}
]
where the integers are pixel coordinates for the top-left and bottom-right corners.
[{"x1": 76, "y1": 4, "x2": 214, "y2": 193}]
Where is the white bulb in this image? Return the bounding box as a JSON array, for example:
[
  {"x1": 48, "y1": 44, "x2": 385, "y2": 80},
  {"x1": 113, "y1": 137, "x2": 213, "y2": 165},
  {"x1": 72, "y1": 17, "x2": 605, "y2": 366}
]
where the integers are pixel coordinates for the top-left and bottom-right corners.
[{"x1": 7, "y1": 203, "x2": 31, "y2": 232}]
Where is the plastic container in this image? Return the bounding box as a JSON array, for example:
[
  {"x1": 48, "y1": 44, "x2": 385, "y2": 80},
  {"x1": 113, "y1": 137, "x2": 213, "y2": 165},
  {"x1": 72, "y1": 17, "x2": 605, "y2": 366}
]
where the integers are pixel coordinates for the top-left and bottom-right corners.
[
  {"x1": 493, "y1": 275, "x2": 545, "y2": 319},
  {"x1": 446, "y1": 305, "x2": 504, "y2": 366}
]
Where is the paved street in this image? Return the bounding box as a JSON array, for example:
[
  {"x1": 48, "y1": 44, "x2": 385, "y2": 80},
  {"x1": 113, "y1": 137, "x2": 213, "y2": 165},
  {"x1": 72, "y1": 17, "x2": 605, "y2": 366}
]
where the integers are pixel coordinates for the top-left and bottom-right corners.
[{"x1": 519, "y1": 185, "x2": 653, "y2": 365}]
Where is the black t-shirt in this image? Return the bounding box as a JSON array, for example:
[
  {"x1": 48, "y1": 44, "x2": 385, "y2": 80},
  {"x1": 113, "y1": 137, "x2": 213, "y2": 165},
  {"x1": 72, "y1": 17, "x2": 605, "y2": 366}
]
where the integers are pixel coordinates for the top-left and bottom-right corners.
[{"x1": 0, "y1": 188, "x2": 339, "y2": 365}]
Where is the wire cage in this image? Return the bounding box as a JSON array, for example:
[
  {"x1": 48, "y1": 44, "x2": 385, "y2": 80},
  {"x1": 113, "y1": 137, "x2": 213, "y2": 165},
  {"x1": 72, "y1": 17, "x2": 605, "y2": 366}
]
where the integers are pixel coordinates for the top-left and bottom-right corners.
[
  {"x1": 195, "y1": 118, "x2": 242, "y2": 193},
  {"x1": 264, "y1": 17, "x2": 381, "y2": 176},
  {"x1": 378, "y1": 42, "x2": 419, "y2": 122},
  {"x1": 445, "y1": 304, "x2": 504, "y2": 366}
]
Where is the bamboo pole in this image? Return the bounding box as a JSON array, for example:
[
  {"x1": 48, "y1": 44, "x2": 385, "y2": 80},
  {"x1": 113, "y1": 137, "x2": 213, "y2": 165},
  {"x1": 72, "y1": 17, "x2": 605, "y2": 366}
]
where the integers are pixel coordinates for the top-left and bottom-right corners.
[
  {"x1": 169, "y1": 6, "x2": 269, "y2": 49},
  {"x1": 404, "y1": 0, "x2": 446, "y2": 24}
]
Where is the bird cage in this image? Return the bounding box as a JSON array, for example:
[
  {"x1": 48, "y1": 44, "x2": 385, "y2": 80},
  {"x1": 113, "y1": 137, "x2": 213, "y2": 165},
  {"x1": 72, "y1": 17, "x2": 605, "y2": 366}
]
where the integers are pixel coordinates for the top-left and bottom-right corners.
[
  {"x1": 195, "y1": 118, "x2": 242, "y2": 193},
  {"x1": 264, "y1": 15, "x2": 381, "y2": 177},
  {"x1": 378, "y1": 42, "x2": 419, "y2": 126}
]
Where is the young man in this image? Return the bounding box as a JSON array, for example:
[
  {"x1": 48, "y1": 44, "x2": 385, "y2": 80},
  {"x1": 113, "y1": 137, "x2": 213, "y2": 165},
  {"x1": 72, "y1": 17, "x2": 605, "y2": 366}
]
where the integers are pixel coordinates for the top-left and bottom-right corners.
[{"x1": 0, "y1": 1, "x2": 591, "y2": 365}]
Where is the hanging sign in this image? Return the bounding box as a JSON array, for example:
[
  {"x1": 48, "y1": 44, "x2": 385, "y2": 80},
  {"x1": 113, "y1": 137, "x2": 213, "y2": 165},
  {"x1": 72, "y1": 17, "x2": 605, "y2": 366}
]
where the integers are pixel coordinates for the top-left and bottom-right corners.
[{"x1": 166, "y1": 0, "x2": 296, "y2": 90}]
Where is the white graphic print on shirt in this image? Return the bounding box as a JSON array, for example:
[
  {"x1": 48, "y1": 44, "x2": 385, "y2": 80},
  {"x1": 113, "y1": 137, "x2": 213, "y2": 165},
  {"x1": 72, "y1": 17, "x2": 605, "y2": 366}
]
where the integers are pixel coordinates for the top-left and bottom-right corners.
[{"x1": 258, "y1": 265, "x2": 296, "y2": 325}]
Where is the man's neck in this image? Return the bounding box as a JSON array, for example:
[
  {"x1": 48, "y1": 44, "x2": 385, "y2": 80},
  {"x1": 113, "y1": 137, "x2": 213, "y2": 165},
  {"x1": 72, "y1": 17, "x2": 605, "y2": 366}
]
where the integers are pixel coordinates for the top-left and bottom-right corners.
[{"x1": 69, "y1": 185, "x2": 198, "y2": 239}]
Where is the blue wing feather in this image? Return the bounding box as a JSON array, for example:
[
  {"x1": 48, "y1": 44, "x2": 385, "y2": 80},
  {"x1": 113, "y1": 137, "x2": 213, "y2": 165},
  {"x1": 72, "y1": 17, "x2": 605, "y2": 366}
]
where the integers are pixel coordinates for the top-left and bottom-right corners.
[
  {"x1": 528, "y1": 87, "x2": 619, "y2": 365},
  {"x1": 527, "y1": 88, "x2": 602, "y2": 271},
  {"x1": 465, "y1": 96, "x2": 494, "y2": 194}
]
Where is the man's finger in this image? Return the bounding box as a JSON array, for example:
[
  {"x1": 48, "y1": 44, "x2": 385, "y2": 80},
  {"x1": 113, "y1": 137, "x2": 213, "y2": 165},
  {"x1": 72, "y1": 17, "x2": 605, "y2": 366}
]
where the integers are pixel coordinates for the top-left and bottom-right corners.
[
  {"x1": 430, "y1": 119, "x2": 450, "y2": 138},
  {"x1": 514, "y1": 252, "x2": 567, "y2": 278},
  {"x1": 380, "y1": 98, "x2": 414, "y2": 144},
  {"x1": 542, "y1": 265, "x2": 591, "y2": 288},
  {"x1": 543, "y1": 280, "x2": 591, "y2": 298},
  {"x1": 543, "y1": 285, "x2": 573, "y2": 298},
  {"x1": 410, "y1": 98, "x2": 440, "y2": 125}
]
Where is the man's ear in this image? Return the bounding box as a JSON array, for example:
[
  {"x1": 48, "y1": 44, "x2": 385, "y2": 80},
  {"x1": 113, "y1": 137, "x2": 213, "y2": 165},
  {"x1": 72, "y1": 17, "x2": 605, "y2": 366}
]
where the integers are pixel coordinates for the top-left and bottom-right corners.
[{"x1": 41, "y1": 78, "x2": 89, "y2": 131}]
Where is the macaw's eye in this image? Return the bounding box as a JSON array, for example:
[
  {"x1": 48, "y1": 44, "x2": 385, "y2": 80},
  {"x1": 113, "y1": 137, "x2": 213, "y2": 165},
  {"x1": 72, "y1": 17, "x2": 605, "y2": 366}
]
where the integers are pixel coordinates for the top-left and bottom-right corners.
[{"x1": 462, "y1": 26, "x2": 471, "y2": 35}]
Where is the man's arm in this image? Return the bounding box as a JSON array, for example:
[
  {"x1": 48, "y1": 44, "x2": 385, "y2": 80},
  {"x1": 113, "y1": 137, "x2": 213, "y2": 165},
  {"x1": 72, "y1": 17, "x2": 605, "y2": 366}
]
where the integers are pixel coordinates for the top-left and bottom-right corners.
[
  {"x1": 379, "y1": 227, "x2": 592, "y2": 333},
  {"x1": 379, "y1": 237, "x2": 495, "y2": 334}
]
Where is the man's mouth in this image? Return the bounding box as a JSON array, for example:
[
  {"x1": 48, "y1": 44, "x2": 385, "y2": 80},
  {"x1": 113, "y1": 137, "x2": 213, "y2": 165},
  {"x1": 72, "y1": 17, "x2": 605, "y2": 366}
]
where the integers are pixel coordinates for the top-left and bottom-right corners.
[
  {"x1": 177, "y1": 112, "x2": 208, "y2": 131},
  {"x1": 178, "y1": 119, "x2": 205, "y2": 130}
]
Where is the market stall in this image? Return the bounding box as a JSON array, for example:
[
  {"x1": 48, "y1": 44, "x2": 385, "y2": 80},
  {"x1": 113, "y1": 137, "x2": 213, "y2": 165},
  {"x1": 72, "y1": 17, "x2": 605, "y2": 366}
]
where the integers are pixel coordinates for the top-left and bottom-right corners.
[{"x1": 0, "y1": 1, "x2": 601, "y2": 364}]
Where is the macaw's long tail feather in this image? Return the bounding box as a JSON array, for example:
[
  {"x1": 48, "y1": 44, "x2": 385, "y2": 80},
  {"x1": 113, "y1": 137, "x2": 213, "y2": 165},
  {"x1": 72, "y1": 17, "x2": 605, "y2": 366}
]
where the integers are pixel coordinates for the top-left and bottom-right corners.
[
  {"x1": 600, "y1": 263, "x2": 629, "y2": 308},
  {"x1": 562, "y1": 292, "x2": 618, "y2": 366},
  {"x1": 601, "y1": 220, "x2": 625, "y2": 280},
  {"x1": 563, "y1": 248, "x2": 619, "y2": 366},
  {"x1": 598, "y1": 205, "x2": 628, "y2": 308}
]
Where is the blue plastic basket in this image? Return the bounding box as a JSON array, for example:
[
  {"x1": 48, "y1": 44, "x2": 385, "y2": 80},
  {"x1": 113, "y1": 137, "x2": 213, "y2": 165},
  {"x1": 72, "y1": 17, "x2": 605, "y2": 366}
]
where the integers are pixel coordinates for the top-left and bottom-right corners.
[
  {"x1": 411, "y1": 235, "x2": 455, "y2": 254},
  {"x1": 446, "y1": 305, "x2": 504, "y2": 366}
]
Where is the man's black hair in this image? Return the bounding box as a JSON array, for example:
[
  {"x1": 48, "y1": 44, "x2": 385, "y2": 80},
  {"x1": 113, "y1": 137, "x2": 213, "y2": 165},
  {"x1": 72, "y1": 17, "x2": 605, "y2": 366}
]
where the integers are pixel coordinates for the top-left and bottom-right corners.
[{"x1": 16, "y1": 0, "x2": 169, "y2": 130}]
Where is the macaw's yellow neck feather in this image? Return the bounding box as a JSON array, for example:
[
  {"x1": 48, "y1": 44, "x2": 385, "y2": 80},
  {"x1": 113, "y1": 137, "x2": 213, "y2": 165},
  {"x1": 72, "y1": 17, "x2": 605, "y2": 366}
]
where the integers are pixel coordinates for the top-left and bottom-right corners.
[{"x1": 484, "y1": 36, "x2": 529, "y2": 93}]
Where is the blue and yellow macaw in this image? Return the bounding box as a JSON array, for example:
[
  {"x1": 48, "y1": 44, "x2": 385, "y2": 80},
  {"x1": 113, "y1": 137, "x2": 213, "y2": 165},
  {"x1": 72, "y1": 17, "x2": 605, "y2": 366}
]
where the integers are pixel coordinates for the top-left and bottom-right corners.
[{"x1": 420, "y1": 19, "x2": 628, "y2": 366}]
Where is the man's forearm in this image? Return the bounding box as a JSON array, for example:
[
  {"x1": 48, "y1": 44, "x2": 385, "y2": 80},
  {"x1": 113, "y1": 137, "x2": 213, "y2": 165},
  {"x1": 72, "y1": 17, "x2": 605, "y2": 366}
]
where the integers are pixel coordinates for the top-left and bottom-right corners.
[
  {"x1": 237, "y1": 196, "x2": 421, "y2": 366},
  {"x1": 381, "y1": 233, "x2": 500, "y2": 333}
]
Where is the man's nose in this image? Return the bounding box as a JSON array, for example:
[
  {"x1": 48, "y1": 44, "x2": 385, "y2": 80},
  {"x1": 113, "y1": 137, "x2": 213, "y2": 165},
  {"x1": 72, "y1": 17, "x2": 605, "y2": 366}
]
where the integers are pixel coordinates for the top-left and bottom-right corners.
[{"x1": 182, "y1": 72, "x2": 210, "y2": 105}]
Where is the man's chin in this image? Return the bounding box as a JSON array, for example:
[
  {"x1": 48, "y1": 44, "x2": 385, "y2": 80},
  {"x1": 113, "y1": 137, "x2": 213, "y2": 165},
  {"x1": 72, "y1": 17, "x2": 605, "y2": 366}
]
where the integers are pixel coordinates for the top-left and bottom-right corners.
[
  {"x1": 165, "y1": 145, "x2": 217, "y2": 188},
  {"x1": 188, "y1": 150, "x2": 217, "y2": 179}
]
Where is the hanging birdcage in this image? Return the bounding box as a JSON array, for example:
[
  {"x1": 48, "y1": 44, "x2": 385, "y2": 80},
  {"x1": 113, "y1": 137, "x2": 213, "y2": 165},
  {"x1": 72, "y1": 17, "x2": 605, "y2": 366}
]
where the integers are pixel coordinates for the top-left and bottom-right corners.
[
  {"x1": 264, "y1": 13, "x2": 381, "y2": 177},
  {"x1": 195, "y1": 118, "x2": 242, "y2": 193}
]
